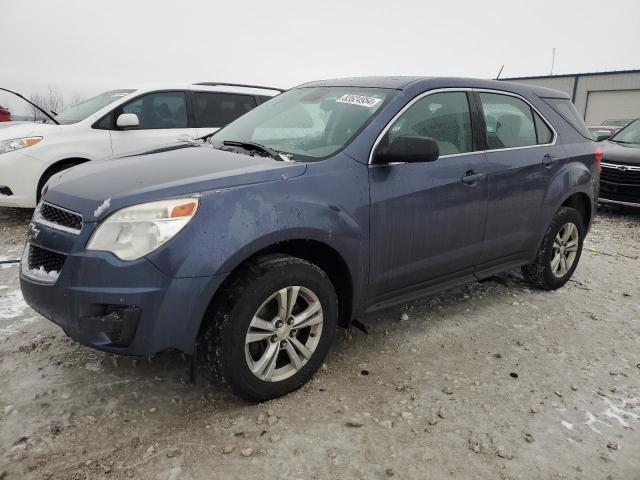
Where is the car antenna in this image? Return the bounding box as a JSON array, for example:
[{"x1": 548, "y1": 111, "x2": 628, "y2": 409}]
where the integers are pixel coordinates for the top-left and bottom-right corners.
[{"x1": 495, "y1": 65, "x2": 504, "y2": 80}]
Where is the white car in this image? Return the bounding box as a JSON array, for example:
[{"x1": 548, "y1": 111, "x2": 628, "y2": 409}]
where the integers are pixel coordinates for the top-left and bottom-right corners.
[{"x1": 0, "y1": 83, "x2": 282, "y2": 208}]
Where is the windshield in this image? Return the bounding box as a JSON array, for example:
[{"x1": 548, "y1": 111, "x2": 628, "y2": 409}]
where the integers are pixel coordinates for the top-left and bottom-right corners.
[
  {"x1": 55, "y1": 89, "x2": 135, "y2": 125},
  {"x1": 610, "y1": 119, "x2": 640, "y2": 144},
  {"x1": 210, "y1": 87, "x2": 395, "y2": 161}
]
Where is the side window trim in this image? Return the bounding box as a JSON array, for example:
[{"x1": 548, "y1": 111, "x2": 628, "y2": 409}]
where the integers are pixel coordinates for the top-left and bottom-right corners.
[
  {"x1": 473, "y1": 89, "x2": 557, "y2": 152},
  {"x1": 369, "y1": 87, "x2": 559, "y2": 165}
]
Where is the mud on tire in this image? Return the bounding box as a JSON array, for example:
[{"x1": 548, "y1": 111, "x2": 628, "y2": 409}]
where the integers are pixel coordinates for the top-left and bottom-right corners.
[
  {"x1": 522, "y1": 206, "x2": 585, "y2": 290},
  {"x1": 199, "y1": 254, "x2": 337, "y2": 402}
]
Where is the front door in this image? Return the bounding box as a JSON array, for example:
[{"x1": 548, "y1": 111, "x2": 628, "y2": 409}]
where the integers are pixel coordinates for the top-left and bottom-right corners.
[
  {"x1": 368, "y1": 91, "x2": 488, "y2": 300},
  {"x1": 109, "y1": 91, "x2": 197, "y2": 157}
]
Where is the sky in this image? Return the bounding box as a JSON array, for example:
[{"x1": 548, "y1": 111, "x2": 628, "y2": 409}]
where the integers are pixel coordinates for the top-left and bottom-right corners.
[{"x1": 2, "y1": 0, "x2": 640, "y2": 103}]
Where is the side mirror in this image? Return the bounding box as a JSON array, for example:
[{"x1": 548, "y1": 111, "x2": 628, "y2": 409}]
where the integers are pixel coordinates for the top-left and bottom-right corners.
[
  {"x1": 374, "y1": 135, "x2": 439, "y2": 164},
  {"x1": 596, "y1": 132, "x2": 611, "y2": 142},
  {"x1": 116, "y1": 113, "x2": 139, "y2": 129}
]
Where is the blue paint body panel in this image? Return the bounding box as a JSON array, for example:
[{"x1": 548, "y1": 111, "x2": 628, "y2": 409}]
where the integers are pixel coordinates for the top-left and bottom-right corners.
[{"x1": 20, "y1": 76, "x2": 597, "y2": 356}]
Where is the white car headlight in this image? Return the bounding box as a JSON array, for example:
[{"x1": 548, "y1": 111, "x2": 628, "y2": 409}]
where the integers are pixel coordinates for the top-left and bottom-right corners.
[
  {"x1": 0, "y1": 136, "x2": 42, "y2": 154},
  {"x1": 87, "y1": 198, "x2": 199, "y2": 261}
]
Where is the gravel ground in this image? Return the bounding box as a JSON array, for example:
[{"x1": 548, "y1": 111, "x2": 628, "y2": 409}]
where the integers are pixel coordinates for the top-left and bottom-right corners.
[{"x1": 0, "y1": 206, "x2": 639, "y2": 480}]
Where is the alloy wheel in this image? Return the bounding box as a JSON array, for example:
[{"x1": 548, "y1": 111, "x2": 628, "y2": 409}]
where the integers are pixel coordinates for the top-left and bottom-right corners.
[
  {"x1": 551, "y1": 222, "x2": 579, "y2": 278},
  {"x1": 245, "y1": 286, "x2": 323, "y2": 382}
]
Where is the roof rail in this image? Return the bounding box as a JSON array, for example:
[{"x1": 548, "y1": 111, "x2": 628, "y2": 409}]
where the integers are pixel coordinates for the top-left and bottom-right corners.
[{"x1": 193, "y1": 82, "x2": 286, "y2": 93}]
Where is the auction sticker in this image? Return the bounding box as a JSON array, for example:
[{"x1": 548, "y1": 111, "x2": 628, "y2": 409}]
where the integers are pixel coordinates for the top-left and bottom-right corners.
[{"x1": 337, "y1": 94, "x2": 382, "y2": 108}]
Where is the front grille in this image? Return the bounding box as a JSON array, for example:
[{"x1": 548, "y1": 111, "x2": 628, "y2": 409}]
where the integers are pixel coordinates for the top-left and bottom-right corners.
[
  {"x1": 28, "y1": 244, "x2": 66, "y2": 273},
  {"x1": 38, "y1": 202, "x2": 83, "y2": 232},
  {"x1": 601, "y1": 164, "x2": 640, "y2": 185}
]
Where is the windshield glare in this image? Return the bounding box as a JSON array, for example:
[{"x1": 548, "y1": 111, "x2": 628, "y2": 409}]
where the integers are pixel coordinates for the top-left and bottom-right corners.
[
  {"x1": 611, "y1": 119, "x2": 640, "y2": 144},
  {"x1": 211, "y1": 87, "x2": 394, "y2": 160},
  {"x1": 55, "y1": 89, "x2": 135, "y2": 125}
]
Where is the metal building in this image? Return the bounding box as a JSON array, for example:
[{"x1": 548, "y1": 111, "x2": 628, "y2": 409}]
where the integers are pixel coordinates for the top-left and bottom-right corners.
[{"x1": 501, "y1": 69, "x2": 640, "y2": 125}]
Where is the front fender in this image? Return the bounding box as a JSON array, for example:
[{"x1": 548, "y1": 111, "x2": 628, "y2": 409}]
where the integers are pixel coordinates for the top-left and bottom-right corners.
[{"x1": 146, "y1": 154, "x2": 370, "y2": 294}]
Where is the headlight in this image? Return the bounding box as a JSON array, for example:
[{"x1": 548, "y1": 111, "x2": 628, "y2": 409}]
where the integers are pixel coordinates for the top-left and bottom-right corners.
[
  {"x1": 0, "y1": 136, "x2": 42, "y2": 154},
  {"x1": 87, "y1": 198, "x2": 199, "y2": 261}
]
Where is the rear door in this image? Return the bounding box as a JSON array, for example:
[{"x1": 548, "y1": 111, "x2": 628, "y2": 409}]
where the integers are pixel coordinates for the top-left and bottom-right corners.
[
  {"x1": 109, "y1": 90, "x2": 197, "y2": 156},
  {"x1": 368, "y1": 90, "x2": 488, "y2": 300},
  {"x1": 192, "y1": 92, "x2": 258, "y2": 138},
  {"x1": 475, "y1": 90, "x2": 565, "y2": 271}
]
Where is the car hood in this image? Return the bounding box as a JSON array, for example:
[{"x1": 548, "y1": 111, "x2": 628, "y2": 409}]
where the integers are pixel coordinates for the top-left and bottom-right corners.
[
  {"x1": 0, "y1": 121, "x2": 59, "y2": 140},
  {"x1": 599, "y1": 140, "x2": 640, "y2": 166},
  {"x1": 44, "y1": 143, "x2": 307, "y2": 221}
]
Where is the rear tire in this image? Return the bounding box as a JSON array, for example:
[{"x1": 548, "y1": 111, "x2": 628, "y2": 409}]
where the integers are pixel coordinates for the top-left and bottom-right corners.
[
  {"x1": 522, "y1": 207, "x2": 584, "y2": 290},
  {"x1": 200, "y1": 254, "x2": 337, "y2": 402}
]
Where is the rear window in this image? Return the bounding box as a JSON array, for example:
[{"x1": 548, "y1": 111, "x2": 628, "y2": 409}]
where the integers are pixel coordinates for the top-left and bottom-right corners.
[
  {"x1": 542, "y1": 98, "x2": 591, "y2": 139},
  {"x1": 194, "y1": 92, "x2": 257, "y2": 128}
]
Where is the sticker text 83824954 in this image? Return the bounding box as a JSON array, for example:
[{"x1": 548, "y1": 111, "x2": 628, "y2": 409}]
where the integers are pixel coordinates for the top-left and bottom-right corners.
[{"x1": 336, "y1": 94, "x2": 382, "y2": 108}]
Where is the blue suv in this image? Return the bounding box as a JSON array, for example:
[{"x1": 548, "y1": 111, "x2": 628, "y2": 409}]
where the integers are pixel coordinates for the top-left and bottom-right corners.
[{"x1": 20, "y1": 77, "x2": 599, "y2": 400}]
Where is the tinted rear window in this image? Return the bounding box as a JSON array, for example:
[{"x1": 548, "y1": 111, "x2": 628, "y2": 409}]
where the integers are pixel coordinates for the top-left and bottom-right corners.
[
  {"x1": 542, "y1": 98, "x2": 591, "y2": 139},
  {"x1": 194, "y1": 92, "x2": 257, "y2": 128}
]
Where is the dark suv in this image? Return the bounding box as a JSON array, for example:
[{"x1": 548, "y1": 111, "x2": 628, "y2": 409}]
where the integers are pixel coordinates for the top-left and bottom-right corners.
[{"x1": 20, "y1": 77, "x2": 599, "y2": 400}]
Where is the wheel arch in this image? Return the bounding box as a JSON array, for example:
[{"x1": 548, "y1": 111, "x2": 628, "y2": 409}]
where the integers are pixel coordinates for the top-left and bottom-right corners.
[
  {"x1": 37, "y1": 157, "x2": 90, "y2": 200},
  {"x1": 561, "y1": 191, "x2": 592, "y2": 231},
  {"x1": 203, "y1": 239, "x2": 355, "y2": 331}
]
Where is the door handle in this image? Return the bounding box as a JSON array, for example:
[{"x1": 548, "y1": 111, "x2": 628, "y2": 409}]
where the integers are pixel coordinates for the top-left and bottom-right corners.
[
  {"x1": 461, "y1": 170, "x2": 486, "y2": 185},
  {"x1": 542, "y1": 153, "x2": 558, "y2": 167}
]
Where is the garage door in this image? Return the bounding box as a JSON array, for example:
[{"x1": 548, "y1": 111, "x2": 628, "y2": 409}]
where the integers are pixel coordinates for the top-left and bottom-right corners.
[{"x1": 585, "y1": 89, "x2": 640, "y2": 125}]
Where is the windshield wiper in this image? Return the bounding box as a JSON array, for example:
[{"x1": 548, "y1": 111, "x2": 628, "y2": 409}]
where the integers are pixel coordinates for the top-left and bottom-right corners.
[{"x1": 222, "y1": 140, "x2": 285, "y2": 161}]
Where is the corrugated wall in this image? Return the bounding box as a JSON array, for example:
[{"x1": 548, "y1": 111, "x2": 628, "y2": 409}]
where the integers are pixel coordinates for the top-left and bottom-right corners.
[{"x1": 501, "y1": 71, "x2": 640, "y2": 122}]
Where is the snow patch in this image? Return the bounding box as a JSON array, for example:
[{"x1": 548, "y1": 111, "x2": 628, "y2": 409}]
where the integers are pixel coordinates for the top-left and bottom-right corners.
[
  {"x1": 22, "y1": 265, "x2": 59, "y2": 283},
  {"x1": 0, "y1": 316, "x2": 38, "y2": 337},
  {"x1": 94, "y1": 198, "x2": 111, "y2": 218},
  {"x1": 560, "y1": 420, "x2": 574, "y2": 430},
  {"x1": 584, "y1": 411, "x2": 604, "y2": 434},
  {"x1": 0, "y1": 290, "x2": 28, "y2": 320},
  {"x1": 602, "y1": 397, "x2": 640, "y2": 428}
]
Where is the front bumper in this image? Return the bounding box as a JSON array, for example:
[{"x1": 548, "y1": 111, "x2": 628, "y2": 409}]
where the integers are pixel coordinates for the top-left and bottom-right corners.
[
  {"x1": 19, "y1": 226, "x2": 226, "y2": 356},
  {"x1": 0, "y1": 149, "x2": 44, "y2": 208},
  {"x1": 599, "y1": 181, "x2": 640, "y2": 208}
]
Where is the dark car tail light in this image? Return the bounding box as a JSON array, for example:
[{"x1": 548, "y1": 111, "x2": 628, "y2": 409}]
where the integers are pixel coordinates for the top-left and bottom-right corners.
[{"x1": 594, "y1": 147, "x2": 603, "y2": 174}]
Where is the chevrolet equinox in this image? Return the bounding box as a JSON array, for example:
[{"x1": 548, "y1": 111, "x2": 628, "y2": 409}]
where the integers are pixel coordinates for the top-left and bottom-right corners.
[{"x1": 20, "y1": 77, "x2": 600, "y2": 401}]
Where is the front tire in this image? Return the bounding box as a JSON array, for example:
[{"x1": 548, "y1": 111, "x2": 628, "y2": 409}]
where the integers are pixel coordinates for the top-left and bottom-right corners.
[
  {"x1": 201, "y1": 254, "x2": 337, "y2": 401},
  {"x1": 522, "y1": 206, "x2": 585, "y2": 290}
]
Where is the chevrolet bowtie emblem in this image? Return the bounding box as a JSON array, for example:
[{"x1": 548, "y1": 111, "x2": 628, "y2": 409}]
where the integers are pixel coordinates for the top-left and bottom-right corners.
[{"x1": 616, "y1": 165, "x2": 629, "y2": 171}]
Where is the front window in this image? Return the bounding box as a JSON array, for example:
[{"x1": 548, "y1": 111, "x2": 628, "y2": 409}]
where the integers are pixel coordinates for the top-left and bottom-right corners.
[
  {"x1": 210, "y1": 87, "x2": 395, "y2": 161},
  {"x1": 382, "y1": 91, "x2": 475, "y2": 155},
  {"x1": 610, "y1": 119, "x2": 640, "y2": 145},
  {"x1": 55, "y1": 89, "x2": 135, "y2": 125},
  {"x1": 121, "y1": 91, "x2": 187, "y2": 129}
]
